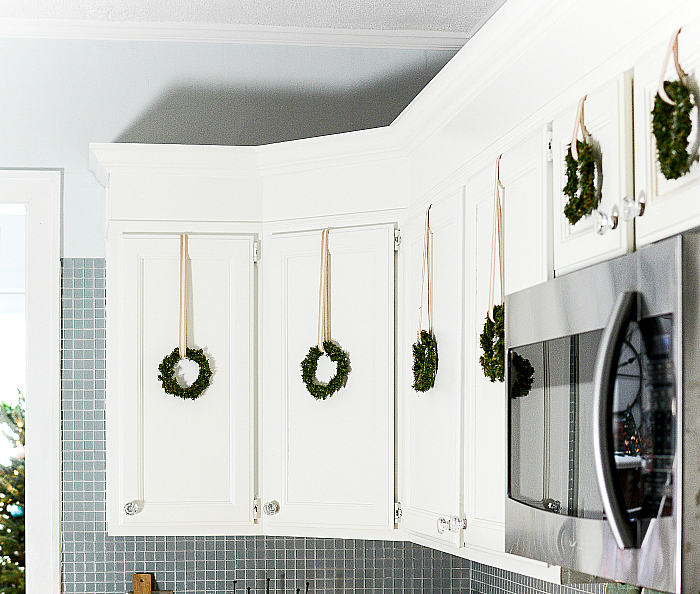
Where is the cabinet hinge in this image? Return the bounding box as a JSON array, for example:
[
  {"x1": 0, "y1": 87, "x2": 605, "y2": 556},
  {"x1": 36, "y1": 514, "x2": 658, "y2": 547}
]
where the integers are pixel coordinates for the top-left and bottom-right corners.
[
  {"x1": 253, "y1": 240, "x2": 261, "y2": 263},
  {"x1": 394, "y1": 502, "x2": 402, "y2": 523},
  {"x1": 546, "y1": 128, "x2": 553, "y2": 162},
  {"x1": 253, "y1": 497, "x2": 261, "y2": 520},
  {"x1": 394, "y1": 229, "x2": 401, "y2": 252}
]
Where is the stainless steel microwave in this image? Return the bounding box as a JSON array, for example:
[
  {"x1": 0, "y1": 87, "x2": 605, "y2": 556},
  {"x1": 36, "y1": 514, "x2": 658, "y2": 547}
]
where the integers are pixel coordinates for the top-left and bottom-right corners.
[{"x1": 505, "y1": 231, "x2": 700, "y2": 593}]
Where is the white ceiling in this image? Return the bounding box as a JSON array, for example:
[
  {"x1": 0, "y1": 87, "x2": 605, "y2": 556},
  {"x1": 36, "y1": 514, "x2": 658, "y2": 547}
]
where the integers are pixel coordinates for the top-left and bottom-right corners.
[{"x1": 0, "y1": 0, "x2": 506, "y2": 37}]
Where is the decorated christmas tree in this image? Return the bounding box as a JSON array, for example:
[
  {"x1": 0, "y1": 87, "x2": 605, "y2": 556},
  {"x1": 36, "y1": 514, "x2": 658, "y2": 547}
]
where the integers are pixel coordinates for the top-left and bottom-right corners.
[{"x1": 0, "y1": 393, "x2": 25, "y2": 594}]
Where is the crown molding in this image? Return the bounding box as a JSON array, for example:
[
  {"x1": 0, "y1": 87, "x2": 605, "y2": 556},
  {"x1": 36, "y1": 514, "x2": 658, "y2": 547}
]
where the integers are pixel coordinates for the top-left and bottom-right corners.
[
  {"x1": 89, "y1": 142, "x2": 261, "y2": 187},
  {"x1": 255, "y1": 126, "x2": 405, "y2": 176},
  {"x1": 89, "y1": 125, "x2": 405, "y2": 185},
  {"x1": 0, "y1": 18, "x2": 469, "y2": 50},
  {"x1": 390, "y1": 0, "x2": 580, "y2": 153}
]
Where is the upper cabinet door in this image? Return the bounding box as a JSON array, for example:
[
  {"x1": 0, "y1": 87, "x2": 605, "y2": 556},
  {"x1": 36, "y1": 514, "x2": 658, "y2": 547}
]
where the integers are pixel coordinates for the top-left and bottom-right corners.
[
  {"x1": 634, "y1": 20, "x2": 700, "y2": 246},
  {"x1": 106, "y1": 227, "x2": 257, "y2": 535},
  {"x1": 501, "y1": 126, "x2": 549, "y2": 294},
  {"x1": 464, "y1": 162, "x2": 510, "y2": 556},
  {"x1": 551, "y1": 72, "x2": 634, "y2": 275},
  {"x1": 400, "y1": 190, "x2": 466, "y2": 550},
  {"x1": 262, "y1": 223, "x2": 395, "y2": 536}
]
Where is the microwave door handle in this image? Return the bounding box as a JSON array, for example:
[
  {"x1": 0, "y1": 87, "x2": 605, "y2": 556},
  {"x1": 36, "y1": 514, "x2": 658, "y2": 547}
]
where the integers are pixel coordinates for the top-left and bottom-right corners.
[{"x1": 592, "y1": 290, "x2": 637, "y2": 549}]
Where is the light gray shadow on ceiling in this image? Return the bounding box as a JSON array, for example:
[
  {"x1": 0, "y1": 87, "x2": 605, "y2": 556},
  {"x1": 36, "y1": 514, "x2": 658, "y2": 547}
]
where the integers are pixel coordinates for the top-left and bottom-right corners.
[{"x1": 115, "y1": 68, "x2": 442, "y2": 146}]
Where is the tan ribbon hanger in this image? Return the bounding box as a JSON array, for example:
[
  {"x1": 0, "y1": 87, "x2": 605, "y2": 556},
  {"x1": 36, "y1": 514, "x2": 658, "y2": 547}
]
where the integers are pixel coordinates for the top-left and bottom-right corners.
[
  {"x1": 418, "y1": 205, "x2": 433, "y2": 335},
  {"x1": 488, "y1": 155, "x2": 505, "y2": 318},
  {"x1": 178, "y1": 234, "x2": 189, "y2": 358},
  {"x1": 657, "y1": 28, "x2": 688, "y2": 105},
  {"x1": 570, "y1": 95, "x2": 590, "y2": 162},
  {"x1": 317, "y1": 229, "x2": 331, "y2": 350}
]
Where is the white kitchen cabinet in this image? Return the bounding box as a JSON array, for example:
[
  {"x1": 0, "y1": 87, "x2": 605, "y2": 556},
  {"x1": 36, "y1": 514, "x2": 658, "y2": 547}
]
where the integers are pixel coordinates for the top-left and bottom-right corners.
[
  {"x1": 400, "y1": 189, "x2": 466, "y2": 550},
  {"x1": 551, "y1": 72, "x2": 634, "y2": 275},
  {"x1": 457, "y1": 145, "x2": 557, "y2": 581},
  {"x1": 464, "y1": 161, "x2": 508, "y2": 556},
  {"x1": 106, "y1": 222, "x2": 258, "y2": 535},
  {"x1": 398, "y1": 133, "x2": 554, "y2": 575},
  {"x1": 261, "y1": 222, "x2": 396, "y2": 536},
  {"x1": 501, "y1": 126, "x2": 550, "y2": 293},
  {"x1": 633, "y1": 18, "x2": 700, "y2": 246}
]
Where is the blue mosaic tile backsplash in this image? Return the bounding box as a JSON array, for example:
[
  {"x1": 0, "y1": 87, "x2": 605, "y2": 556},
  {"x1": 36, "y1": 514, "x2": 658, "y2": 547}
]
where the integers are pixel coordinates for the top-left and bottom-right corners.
[{"x1": 60, "y1": 258, "x2": 605, "y2": 594}]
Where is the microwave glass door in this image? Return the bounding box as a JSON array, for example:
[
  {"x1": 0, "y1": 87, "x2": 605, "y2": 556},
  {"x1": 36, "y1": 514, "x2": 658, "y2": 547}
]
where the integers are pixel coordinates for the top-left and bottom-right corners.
[
  {"x1": 508, "y1": 313, "x2": 675, "y2": 540},
  {"x1": 509, "y1": 328, "x2": 605, "y2": 520}
]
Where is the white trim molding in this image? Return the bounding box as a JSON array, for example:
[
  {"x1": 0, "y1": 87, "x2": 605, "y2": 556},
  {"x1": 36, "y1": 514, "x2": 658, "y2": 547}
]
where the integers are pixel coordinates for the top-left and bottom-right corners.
[
  {"x1": 0, "y1": 18, "x2": 470, "y2": 50},
  {"x1": 0, "y1": 170, "x2": 63, "y2": 594}
]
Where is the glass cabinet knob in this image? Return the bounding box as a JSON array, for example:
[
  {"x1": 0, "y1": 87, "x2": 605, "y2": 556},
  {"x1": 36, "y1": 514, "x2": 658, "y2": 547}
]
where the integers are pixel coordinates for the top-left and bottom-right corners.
[
  {"x1": 263, "y1": 500, "x2": 280, "y2": 515},
  {"x1": 449, "y1": 516, "x2": 467, "y2": 532},
  {"x1": 124, "y1": 500, "x2": 142, "y2": 515}
]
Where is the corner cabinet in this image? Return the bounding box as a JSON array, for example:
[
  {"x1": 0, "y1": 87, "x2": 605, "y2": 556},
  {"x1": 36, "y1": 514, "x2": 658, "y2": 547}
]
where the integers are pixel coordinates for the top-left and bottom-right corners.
[
  {"x1": 261, "y1": 222, "x2": 397, "y2": 537},
  {"x1": 106, "y1": 222, "x2": 259, "y2": 535}
]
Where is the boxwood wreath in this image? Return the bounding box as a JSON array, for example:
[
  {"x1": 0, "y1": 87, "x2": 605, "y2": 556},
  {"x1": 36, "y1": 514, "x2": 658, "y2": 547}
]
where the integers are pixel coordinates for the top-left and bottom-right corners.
[
  {"x1": 301, "y1": 340, "x2": 350, "y2": 400},
  {"x1": 479, "y1": 303, "x2": 505, "y2": 382},
  {"x1": 158, "y1": 347, "x2": 213, "y2": 400},
  {"x1": 652, "y1": 80, "x2": 695, "y2": 180},
  {"x1": 563, "y1": 139, "x2": 597, "y2": 225},
  {"x1": 412, "y1": 330, "x2": 438, "y2": 392}
]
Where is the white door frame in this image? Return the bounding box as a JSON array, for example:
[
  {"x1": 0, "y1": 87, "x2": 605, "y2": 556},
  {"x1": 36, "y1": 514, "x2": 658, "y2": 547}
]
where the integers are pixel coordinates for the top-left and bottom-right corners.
[{"x1": 0, "y1": 170, "x2": 62, "y2": 594}]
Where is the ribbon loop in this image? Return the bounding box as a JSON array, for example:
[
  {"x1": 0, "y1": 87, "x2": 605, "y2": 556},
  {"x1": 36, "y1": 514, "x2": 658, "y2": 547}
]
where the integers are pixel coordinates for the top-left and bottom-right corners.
[
  {"x1": 570, "y1": 95, "x2": 590, "y2": 161},
  {"x1": 418, "y1": 206, "x2": 433, "y2": 334},
  {"x1": 317, "y1": 229, "x2": 331, "y2": 349},
  {"x1": 488, "y1": 155, "x2": 505, "y2": 317},
  {"x1": 179, "y1": 234, "x2": 189, "y2": 358},
  {"x1": 657, "y1": 28, "x2": 687, "y2": 105}
]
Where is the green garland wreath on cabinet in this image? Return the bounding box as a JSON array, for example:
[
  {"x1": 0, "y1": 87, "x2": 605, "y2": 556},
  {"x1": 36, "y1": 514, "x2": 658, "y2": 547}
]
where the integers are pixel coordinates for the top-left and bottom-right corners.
[
  {"x1": 158, "y1": 347, "x2": 213, "y2": 400},
  {"x1": 479, "y1": 303, "x2": 504, "y2": 383},
  {"x1": 563, "y1": 140, "x2": 597, "y2": 225},
  {"x1": 412, "y1": 330, "x2": 438, "y2": 392},
  {"x1": 301, "y1": 341, "x2": 351, "y2": 400},
  {"x1": 652, "y1": 80, "x2": 695, "y2": 180}
]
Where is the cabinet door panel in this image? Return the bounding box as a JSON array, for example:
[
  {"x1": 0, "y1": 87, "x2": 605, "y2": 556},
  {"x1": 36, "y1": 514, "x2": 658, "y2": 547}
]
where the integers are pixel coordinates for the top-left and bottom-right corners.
[
  {"x1": 400, "y1": 190, "x2": 465, "y2": 549},
  {"x1": 107, "y1": 232, "x2": 256, "y2": 535},
  {"x1": 551, "y1": 72, "x2": 634, "y2": 275},
  {"x1": 466, "y1": 164, "x2": 507, "y2": 553},
  {"x1": 501, "y1": 126, "x2": 549, "y2": 294},
  {"x1": 263, "y1": 224, "x2": 395, "y2": 533},
  {"x1": 634, "y1": 17, "x2": 700, "y2": 245}
]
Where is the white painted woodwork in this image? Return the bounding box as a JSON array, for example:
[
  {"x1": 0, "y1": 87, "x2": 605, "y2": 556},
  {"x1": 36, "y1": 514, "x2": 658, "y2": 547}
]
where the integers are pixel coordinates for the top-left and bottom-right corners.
[
  {"x1": 262, "y1": 223, "x2": 395, "y2": 535},
  {"x1": 400, "y1": 190, "x2": 465, "y2": 550},
  {"x1": 106, "y1": 225, "x2": 257, "y2": 535},
  {"x1": 634, "y1": 15, "x2": 700, "y2": 246},
  {"x1": 551, "y1": 72, "x2": 634, "y2": 275},
  {"x1": 0, "y1": 171, "x2": 62, "y2": 594},
  {"x1": 464, "y1": 161, "x2": 508, "y2": 555},
  {"x1": 501, "y1": 126, "x2": 550, "y2": 294}
]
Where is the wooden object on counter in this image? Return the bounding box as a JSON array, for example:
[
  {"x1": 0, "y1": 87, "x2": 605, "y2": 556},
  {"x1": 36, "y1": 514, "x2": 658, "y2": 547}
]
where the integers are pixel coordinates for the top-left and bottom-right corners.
[{"x1": 132, "y1": 574, "x2": 151, "y2": 594}]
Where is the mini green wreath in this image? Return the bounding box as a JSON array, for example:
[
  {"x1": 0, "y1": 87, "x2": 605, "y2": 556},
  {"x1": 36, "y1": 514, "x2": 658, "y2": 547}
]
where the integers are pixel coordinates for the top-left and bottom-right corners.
[
  {"x1": 479, "y1": 303, "x2": 504, "y2": 383},
  {"x1": 563, "y1": 140, "x2": 597, "y2": 225},
  {"x1": 158, "y1": 347, "x2": 213, "y2": 400},
  {"x1": 301, "y1": 340, "x2": 350, "y2": 400},
  {"x1": 412, "y1": 330, "x2": 438, "y2": 392},
  {"x1": 652, "y1": 80, "x2": 695, "y2": 180},
  {"x1": 510, "y1": 351, "x2": 535, "y2": 399}
]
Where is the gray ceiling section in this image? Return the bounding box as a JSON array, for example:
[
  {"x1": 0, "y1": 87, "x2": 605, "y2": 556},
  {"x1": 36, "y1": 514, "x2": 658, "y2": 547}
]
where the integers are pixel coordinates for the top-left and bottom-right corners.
[
  {"x1": 1, "y1": 0, "x2": 503, "y2": 33},
  {"x1": 116, "y1": 54, "x2": 453, "y2": 146}
]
